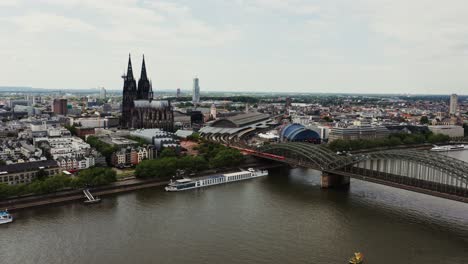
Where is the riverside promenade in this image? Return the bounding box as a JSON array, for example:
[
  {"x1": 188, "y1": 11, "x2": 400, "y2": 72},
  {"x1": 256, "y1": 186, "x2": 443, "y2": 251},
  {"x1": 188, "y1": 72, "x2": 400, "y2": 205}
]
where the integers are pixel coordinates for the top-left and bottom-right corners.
[
  {"x1": 0, "y1": 162, "x2": 283, "y2": 211},
  {"x1": 0, "y1": 178, "x2": 169, "y2": 211}
]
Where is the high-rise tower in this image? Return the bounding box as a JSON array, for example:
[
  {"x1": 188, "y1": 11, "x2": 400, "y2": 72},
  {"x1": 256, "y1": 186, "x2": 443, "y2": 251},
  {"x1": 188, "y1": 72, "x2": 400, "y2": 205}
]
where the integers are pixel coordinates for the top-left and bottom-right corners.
[
  {"x1": 100, "y1": 87, "x2": 107, "y2": 99},
  {"x1": 52, "y1": 99, "x2": 68, "y2": 115},
  {"x1": 449, "y1": 94, "x2": 458, "y2": 115},
  {"x1": 137, "y1": 55, "x2": 153, "y2": 100},
  {"x1": 122, "y1": 54, "x2": 137, "y2": 128},
  {"x1": 192, "y1": 77, "x2": 200, "y2": 104}
]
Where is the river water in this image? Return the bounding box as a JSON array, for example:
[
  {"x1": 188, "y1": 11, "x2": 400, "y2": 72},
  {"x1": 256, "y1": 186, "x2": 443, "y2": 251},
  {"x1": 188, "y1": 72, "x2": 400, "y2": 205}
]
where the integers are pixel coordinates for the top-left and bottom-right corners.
[{"x1": 1, "y1": 151, "x2": 467, "y2": 264}]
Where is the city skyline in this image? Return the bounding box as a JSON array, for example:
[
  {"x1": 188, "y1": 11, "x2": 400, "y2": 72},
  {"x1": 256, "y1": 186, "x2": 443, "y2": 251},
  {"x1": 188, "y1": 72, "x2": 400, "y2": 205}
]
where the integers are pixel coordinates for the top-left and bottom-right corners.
[
  {"x1": 1, "y1": 1, "x2": 468, "y2": 94},
  {"x1": 0, "y1": 1, "x2": 467, "y2": 262}
]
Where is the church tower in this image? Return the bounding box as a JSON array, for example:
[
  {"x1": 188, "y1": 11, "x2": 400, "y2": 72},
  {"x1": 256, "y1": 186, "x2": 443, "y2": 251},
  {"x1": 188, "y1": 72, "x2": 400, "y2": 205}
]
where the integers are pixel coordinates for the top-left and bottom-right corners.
[
  {"x1": 137, "y1": 55, "x2": 152, "y2": 100},
  {"x1": 121, "y1": 54, "x2": 137, "y2": 128}
]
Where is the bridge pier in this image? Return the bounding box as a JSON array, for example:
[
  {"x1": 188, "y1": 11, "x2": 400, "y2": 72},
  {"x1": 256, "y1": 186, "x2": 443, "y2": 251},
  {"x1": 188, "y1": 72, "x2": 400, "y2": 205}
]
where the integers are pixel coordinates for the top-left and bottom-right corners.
[{"x1": 321, "y1": 171, "x2": 350, "y2": 189}]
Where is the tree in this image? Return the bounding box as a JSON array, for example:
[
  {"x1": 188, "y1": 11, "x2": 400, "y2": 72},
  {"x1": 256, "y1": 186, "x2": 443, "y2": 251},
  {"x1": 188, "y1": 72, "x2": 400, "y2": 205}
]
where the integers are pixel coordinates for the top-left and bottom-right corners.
[
  {"x1": 186, "y1": 133, "x2": 200, "y2": 142},
  {"x1": 386, "y1": 136, "x2": 402, "y2": 146},
  {"x1": 177, "y1": 156, "x2": 208, "y2": 173},
  {"x1": 135, "y1": 158, "x2": 178, "y2": 179},
  {"x1": 64, "y1": 124, "x2": 78, "y2": 136},
  {"x1": 327, "y1": 132, "x2": 438, "y2": 152},
  {"x1": 87, "y1": 136, "x2": 118, "y2": 165},
  {"x1": 427, "y1": 133, "x2": 450, "y2": 144},
  {"x1": 135, "y1": 141, "x2": 245, "y2": 179},
  {"x1": 38, "y1": 175, "x2": 71, "y2": 193},
  {"x1": 74, "y1": 167, "x2": 117, "y2": 187},
  {"x1": 420, "y1": 116, "x2": 429, "y2": 125},
  {"x1": 0, "y1": 168, "x2": 119, "y2": 199},
  {"x1": 160, "y1": 148, "x2": 177, "y2": 158},
  {"x1": 0, "y1": 183, "x2": 19, "y2": 199},
  {"x1": 210, "y1": 149, "x2": 244, "y2": 168},
  {"x1": 36, "y1": 169, "x2": 48, "y2": 181}
]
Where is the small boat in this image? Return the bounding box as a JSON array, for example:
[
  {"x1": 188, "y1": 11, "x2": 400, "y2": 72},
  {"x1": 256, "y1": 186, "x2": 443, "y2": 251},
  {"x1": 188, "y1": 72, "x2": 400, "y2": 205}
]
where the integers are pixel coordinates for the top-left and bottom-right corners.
[
  {"x1": 0, "y1": 209, "x2": 13, "y2": 225},
  {"x1": 349, "y1": 252, "x2": 364, "y2": 264},
  {"x1": 430, "y1": 144, "x2": 468, "y2": 152}
]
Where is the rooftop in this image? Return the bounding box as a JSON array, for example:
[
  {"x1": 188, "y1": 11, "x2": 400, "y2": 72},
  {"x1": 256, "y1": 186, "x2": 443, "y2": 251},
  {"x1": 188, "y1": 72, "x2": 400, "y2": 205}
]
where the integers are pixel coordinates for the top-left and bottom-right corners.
[
  {"x1": 0, "y1": 160, "x2": 58, "y2": 174},
  {"x1": 211, "y1": 112, "x2": 270, "y2": 128},
  {"x1": 99, "y1": 136, "x2": 138, "y2": 146},
  {"x1": 134, "y1": 100, "x2": 170, "y2": 109}
]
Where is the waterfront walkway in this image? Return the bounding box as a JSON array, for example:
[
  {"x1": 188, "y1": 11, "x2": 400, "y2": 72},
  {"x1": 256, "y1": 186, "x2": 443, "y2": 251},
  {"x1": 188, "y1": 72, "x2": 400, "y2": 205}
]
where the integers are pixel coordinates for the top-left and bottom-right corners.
[{"x1": 0, "y1": 161, "x2": 282, "y2": 211}]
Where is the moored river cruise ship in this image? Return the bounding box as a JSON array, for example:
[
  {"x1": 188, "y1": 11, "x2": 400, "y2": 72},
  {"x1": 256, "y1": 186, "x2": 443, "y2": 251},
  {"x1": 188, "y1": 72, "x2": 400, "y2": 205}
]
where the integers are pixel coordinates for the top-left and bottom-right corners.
[
  {"x1": 165, "y1": 168, "x2": 268, "y2": 192},
  {"x1": 430, "y1": 144, "x2": 468, "y2": 152}
]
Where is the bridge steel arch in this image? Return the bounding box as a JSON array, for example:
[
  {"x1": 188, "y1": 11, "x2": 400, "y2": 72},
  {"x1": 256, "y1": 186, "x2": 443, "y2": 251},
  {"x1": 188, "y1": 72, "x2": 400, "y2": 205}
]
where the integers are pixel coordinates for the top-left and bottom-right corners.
[
  {"x1": 259, "y1": 143, "x2": 339, "y2": 170},
  {"x1": 330, "y1": 150, "x2": 468, "y2": 186},
  {"x1": 257, "y1": 142, "x2": 468, "y2": 200}
]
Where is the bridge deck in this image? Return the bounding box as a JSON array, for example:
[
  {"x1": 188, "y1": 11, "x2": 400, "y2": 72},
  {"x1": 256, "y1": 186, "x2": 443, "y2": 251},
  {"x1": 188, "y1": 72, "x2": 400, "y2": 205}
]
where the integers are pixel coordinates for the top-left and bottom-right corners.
[{"x1": 251, "y1": 142, "x2": 468, "y2": 201}]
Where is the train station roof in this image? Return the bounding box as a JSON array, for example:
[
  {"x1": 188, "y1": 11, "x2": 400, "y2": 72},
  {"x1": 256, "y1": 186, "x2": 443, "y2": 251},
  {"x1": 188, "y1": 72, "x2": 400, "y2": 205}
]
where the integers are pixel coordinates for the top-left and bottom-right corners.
[{"x1": 211, "y1": 112, "x2": 270, "y2": 128}]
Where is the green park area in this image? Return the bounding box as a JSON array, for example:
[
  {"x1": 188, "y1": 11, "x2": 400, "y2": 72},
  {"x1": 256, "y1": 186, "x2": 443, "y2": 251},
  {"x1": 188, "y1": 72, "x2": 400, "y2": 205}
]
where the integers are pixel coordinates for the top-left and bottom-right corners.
[
  {"x1": 0, "y1": 167, "x2": 117, "y2": 199},
  {"x1": 135, "y1": 141, "x2": 244, "y2": 179}
]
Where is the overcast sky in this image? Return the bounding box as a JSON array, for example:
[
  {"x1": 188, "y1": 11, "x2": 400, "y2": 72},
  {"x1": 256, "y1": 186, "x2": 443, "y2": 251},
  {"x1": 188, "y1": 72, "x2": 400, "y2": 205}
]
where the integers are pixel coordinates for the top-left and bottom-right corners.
[{"x1": 1, "y1": 0, "x2": 468, "y2": 94}]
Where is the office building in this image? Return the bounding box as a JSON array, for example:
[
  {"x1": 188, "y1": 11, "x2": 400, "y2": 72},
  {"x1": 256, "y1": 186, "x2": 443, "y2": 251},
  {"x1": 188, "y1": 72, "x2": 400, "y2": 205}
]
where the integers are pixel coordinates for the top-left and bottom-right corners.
[
  {"x1": 192, "y1": 77, "x2": 200, "y2": 104},
  {"x1": 0, "y1": 160, "x2": 60, "y2": 185},
  {"x1": 52, "y1": 99, "x2": 68, "y2": 115},
  {"x1": 100, "y1": 87, "x2": 107, "y2": 99},
  {"x1": 449, "y1": 94, "x2": 458, "y2": 115},
  {"x1": 328, "y1": 126, "x2": 390, "y2": 142},
  {"x1": 428, "y1": 125, "x2": 464, "y2": 138}
]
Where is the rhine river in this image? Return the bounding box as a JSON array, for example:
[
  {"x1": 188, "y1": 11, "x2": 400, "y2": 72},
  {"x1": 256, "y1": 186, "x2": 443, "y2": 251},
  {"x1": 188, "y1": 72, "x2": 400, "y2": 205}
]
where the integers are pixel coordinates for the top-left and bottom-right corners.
[{"x1": 1, "y1": 151, "x2": 468, "y2": 264}]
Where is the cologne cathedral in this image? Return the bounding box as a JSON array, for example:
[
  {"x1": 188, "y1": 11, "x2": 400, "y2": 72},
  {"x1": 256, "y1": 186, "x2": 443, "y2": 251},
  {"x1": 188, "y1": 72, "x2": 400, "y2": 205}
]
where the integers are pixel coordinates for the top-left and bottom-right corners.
[{"x1": 121, "y1": 54, "x2": 174, "y2": 131}]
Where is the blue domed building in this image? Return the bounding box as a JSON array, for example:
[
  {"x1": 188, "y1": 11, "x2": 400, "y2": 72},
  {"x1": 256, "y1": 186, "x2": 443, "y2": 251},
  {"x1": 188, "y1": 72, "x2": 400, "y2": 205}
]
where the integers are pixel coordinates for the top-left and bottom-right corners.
[{"x1": 280, "y1": 123, "x2": 321, "y2": 143}]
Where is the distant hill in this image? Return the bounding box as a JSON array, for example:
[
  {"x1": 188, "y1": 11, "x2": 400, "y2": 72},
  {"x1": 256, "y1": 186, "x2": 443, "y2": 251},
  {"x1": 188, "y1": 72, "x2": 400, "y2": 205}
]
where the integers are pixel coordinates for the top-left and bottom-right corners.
[
  {"x1": 0, "y1": 86, "x2": 121, "y2": 94},
  {"x1": 0, "y1": 86, "x2": 35, "y2": 92}
]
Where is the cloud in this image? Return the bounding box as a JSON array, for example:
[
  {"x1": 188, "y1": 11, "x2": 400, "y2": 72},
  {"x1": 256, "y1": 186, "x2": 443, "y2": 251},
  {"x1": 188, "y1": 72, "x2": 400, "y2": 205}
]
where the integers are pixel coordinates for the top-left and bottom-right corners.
[
  {"x1": 2, "y1": 1, "x2": 240, "y2": 47},
  {"x1": 357, "y1": 0, "x2": 468, "y2": 59},
  {"x1": 35, "y1": 1, "x2": 239, "y2": 47},
  {"x1": 238, "y1": 0, "x2": 320, "y2": 15},
  {"x1": 0, "y1": 0, "x2": 20, "y2": 7},
  {"x1": 0, "y1": 0, "x2": 467, "y2": 93},
  {"x1": 6, "y1": 12, "x2": 95, "y2": 33}
]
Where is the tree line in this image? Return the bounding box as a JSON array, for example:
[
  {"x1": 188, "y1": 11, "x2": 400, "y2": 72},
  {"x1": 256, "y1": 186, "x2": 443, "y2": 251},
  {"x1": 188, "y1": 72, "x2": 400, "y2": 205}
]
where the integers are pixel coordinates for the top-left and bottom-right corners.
[
  {"x1": 328, "y1": 132, "x2": 450, "y2": 152},
  {"x1": 135, "y1": 142, "x2": 244, "y2": 179},
  {"x1": 0, "y1": 167, "x2": 116, "y2": 199}
]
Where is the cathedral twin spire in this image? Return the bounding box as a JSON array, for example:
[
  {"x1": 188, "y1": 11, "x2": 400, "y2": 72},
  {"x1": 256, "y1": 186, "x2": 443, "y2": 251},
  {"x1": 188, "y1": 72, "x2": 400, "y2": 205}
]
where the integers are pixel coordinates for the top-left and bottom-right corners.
[
  {"x1": 124, "y1": 54, "x2": 152, "y2": 100},
  {"x1": 126, "y1": 54, "x2": 134, "y2": 81},
  {"x1": 140, "y1": 55, "x2": 148, "y2": 81}
]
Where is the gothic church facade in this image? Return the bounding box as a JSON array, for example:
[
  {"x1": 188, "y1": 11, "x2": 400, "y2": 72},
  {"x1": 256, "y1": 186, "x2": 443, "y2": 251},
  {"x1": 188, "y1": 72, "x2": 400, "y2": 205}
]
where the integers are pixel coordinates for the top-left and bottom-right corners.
[{"x1": 121, "y1": 55, "x2": 174, "y2": 131}]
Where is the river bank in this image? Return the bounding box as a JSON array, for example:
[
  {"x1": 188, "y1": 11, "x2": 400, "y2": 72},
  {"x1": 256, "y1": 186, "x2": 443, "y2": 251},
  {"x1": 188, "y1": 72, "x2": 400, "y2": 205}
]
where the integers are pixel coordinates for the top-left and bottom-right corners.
[
  {"x1": 0, "y1": 161, "x2": 283, "y2": 211},
  {"x1": 2, "y1": 167, "x2": 467, "y2": 264}
]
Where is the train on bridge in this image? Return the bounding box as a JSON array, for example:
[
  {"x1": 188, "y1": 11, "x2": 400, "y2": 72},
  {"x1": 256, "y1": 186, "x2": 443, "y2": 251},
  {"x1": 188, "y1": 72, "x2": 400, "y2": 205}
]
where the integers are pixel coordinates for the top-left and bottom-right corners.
[
  {"x1": 229, "y1": 145, "x2": 286, "y2": 161},
  {"x1": 226, "y1": 142, "x2": 468, "y2": 203}
]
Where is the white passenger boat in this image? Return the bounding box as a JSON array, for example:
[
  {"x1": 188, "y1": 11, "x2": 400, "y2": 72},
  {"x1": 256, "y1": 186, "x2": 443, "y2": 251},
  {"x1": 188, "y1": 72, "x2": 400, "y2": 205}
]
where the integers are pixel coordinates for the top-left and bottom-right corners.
[
  {"x1": 430, "y1": 144, "x2": 468, "y2": 152},
  {"x1": 0, "y1": 210, "x2": 13, "y2": 225},
  {"x1": 165, "y1": 168, "x2": 268, "y2": 192}
]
